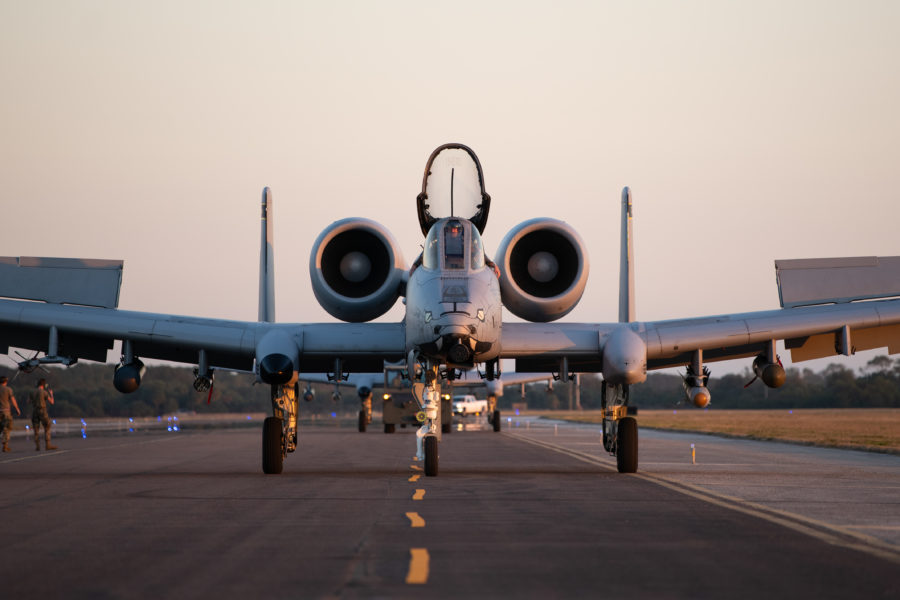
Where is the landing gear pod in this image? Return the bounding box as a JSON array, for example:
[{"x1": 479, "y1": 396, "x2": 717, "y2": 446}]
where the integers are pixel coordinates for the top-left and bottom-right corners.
[
  {"x1": 310, "y1": 218, "x2": 406, "y2": 322},
  {"x1": 495, "y1": 218, "x2": 589, "y2": 322}
]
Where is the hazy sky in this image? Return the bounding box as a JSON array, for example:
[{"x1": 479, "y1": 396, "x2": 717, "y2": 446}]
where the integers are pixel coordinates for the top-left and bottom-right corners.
[{"x1": 2, "y1": 1, "x2": 898, "y2": 374}]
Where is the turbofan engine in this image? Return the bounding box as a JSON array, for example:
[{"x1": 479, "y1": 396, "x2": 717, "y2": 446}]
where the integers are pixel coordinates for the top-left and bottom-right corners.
[
  {"x1": 494, "y1": 218, "x2": 589, "y2": 322},
  {"x1": 309, "y1": 218, "x2": 406, "y2": 322}
]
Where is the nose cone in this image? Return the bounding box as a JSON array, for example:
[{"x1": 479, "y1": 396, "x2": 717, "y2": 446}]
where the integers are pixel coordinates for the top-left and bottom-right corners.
[{"x1": 259, "y1": 353, "x2": 294, "y2": 385}]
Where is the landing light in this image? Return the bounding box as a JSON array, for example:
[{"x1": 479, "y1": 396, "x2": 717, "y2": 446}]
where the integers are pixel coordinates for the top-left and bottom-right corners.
[
  {"x1": 476, "y1": 309, "x2": 485, "y2": 322},
  {"x1": 383, "y1": 394, "x2": 391, "y2": 400},
  {"x1": 424, "y1": 311, "x2": 432, "y2": 323}
]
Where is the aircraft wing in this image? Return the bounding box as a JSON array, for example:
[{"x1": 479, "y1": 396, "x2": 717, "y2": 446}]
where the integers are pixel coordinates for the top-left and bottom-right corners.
[
  {"x1": 0, "y1": 298, "x2": 406, "y2": 373},
  {"x1": 503, "y1": 297, "x2": 900, "y2": 372}
]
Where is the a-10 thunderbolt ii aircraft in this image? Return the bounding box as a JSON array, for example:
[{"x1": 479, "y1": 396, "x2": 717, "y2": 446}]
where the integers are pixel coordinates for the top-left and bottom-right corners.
[{"x1": 2, "y1": 143, "x2": 900, "y2": 476}]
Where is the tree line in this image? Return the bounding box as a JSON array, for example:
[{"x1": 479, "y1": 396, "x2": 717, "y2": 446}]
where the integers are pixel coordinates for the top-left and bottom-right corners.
[
  {"x1": 500, "y1": 355, "x2": 900, "y2": 410},
  {"x1": 1, "y1": 355, "x2": 898, "y2": 418}
]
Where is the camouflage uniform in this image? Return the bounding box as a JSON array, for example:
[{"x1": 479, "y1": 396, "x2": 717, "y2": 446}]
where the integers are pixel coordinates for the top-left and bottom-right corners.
[
  {"x1": 29, "y1": 386, "x2": 56, "y2": 451},
  {"x1": 0, "y1": 385, "x2": 15, "y2": 450}
]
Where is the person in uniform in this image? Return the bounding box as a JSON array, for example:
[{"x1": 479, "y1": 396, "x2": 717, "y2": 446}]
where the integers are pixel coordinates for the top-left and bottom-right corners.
[
  {"x1": 0, "y1": 376, "x2": 21, "y2": 452},
  {"x1": 29, "y1": 378, "x2": 57, "y2": 451}
]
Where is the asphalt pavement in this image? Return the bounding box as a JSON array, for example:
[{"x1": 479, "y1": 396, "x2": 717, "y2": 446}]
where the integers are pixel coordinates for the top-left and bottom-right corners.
[{"x1": 0, "y1": 416, "x2": 897, "y2": 599}]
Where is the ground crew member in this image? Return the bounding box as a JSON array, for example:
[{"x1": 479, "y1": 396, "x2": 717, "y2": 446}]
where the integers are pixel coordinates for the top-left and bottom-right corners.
[
  {"x1": 1, "y1": 376, "x2": 21, "y2": 452},
  {"x1": 29, "y1": 379, "x2": 57, "y2": 451}
]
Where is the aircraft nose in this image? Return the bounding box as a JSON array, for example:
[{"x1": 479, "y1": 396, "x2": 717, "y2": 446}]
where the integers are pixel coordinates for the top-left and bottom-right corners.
[{"x1": 259, "y1": 353, "x2": 294, "y2": 384}]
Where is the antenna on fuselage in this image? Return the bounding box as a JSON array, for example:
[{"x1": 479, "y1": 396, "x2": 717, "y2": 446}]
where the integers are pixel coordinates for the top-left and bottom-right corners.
[
  {"x1": 259, "y1": 186, "x2": 275, "y2": 323},
  {"x1": 618, "y1": 187, "x2": 635, "y2": 323}
]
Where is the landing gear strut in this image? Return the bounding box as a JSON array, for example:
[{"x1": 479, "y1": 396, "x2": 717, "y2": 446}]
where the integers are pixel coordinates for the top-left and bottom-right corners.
[
  {"x1": 263, "y1": 380, "x2": 299, "y2": 474},
  {"x1": 414, "y1": 362, "x2": 442, "y2": 477},
  {"x1": 601, "y1": 382, "x2": 637, "y2": 473}
]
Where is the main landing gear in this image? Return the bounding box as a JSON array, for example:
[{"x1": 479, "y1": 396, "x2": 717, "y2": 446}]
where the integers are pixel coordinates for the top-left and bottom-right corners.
[
  {"x1": 601, "y1": 382, "x2": 638, "y2": 473},
  {"x1": 263, "y1": 380, "x2": 299, "y2": 474}
]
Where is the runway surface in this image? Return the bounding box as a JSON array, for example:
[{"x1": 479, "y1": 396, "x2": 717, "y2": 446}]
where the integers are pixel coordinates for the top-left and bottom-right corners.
[{"x1": 1, "y1": 416, "x2": 898, "y2": 599}]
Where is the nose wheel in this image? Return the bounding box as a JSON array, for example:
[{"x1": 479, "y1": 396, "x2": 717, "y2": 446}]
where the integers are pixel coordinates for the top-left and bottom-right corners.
[{"x1": 424, "y1": 435, "x2": 439, "y2": 476}]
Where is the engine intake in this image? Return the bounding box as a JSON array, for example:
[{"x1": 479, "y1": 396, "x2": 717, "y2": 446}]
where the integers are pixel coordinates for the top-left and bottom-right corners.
[
  {"x1": 495, "y1": 218, "x2": 589, "y2": 322},
  {"x1": 310, "y1": 218, "x2": 406, "y2": 322}
]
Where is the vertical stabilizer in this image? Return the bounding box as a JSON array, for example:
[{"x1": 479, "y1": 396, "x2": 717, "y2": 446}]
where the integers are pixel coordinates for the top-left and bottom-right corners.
[
  {"x1": 618, "y1": 187, "x2": 635, "y2": 323},
  {"x1": 259, "y1": 187, "x2": 275, "y2": 322}
]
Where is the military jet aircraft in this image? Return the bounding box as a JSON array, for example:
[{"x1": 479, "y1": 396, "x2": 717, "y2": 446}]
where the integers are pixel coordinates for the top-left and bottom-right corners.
[{"x1": 1, "y1": 143, "x2": 899, "y2": 476}]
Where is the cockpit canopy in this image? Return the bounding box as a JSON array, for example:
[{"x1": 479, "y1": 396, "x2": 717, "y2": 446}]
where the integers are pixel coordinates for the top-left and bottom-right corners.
[
  {"x1": 417, "y1": 143, "x2": 490, "y2": 236},
  {"x1": 423, "y1": 218, "x2": 486, "y2": 272}
]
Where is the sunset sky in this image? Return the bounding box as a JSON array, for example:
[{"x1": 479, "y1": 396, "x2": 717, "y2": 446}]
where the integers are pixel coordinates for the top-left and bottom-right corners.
[{"x1": 2, "y1": 1, "x2": 898, "y2": 374}]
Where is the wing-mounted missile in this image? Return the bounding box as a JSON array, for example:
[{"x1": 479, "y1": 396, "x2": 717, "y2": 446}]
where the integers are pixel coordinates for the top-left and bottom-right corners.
[
  {"x1": 309, "y1": 218, "x2": 406, "y2": 322},
  {"x1": 417, "y1": 143, "x2": 491, "y2": 236},
  {"x1": 495, "y1": 218, "x2": 589, "y2": 322},
  {"x1": 682, "y1": 350, "x2": 711, "y2": 408}
]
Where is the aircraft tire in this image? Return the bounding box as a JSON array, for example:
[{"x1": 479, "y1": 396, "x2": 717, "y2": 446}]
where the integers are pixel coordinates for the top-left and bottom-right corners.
[
  {"x1": 262, "y1": 416, "x2": 284, "y2": 475},
  {"x1": 384, "y1": 423, "x2": 395, "y2": 434},
  {"x1": 424, "y1": 436, "x2": 438, "y2": 477},
  {"x1": 441, "y1": 422, "x2": 451, "y2": 434},
  {"x1": 492, "y1": 410, "x2": 501, "y2": 432},
  {"x1": 616, "y1": 416, "x2": 638, "y2": 474},
  {"x1": 358, "y1": 410, "x2": 367, "y2": 433}
]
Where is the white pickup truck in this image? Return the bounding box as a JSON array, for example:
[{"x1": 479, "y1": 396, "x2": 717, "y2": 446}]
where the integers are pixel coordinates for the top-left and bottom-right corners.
[{"x1": 452, "y1": 394, "x2": 488, "y2": 416}]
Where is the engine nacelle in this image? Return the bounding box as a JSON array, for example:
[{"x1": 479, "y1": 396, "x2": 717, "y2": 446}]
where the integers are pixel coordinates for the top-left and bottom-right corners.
[
  {"x1": 310, "y1": 218, "x2": 406, "y2": 322},
  {"x1": 114, "y1": 359, "x2": 146, "y2": 394},
  {"x1": 753, "y1": 355, "x2": 786, "y2": 388},
  {"x1": 494, "y1": 218, "x2": 589, "y2": 322}
]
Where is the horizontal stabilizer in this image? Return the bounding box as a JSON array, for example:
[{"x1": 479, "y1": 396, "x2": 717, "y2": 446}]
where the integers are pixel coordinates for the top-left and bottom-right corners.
[
  {"x1": 776, "y1": 256, "x2": 900, "y2": 308},
  {"x1": 0, "y1": 256, "x2": 123, "y2": 308}
]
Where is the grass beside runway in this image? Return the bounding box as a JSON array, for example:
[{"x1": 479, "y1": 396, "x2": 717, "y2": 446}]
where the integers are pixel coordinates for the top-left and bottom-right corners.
[{"x1": 531, "y1": 409, "x2": 900, "y2": 454}]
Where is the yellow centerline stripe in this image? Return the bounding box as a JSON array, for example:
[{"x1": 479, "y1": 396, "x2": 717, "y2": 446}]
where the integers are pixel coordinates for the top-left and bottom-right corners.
[
  {"x1": 405, "y1": 548, "x2": 429, "y2": 584},
  {"x1": 410, "y1": 464, "x2": 422, "y2": 471},
  {"x1": 412, "y1": 489, "x2": 425, "y2": 500},
  {"x1": 409, "y1": 474, "x2": 421, "y2": 482},
  {"x1": 406, "y1": 512, "x2": 425, "y2": 527},
  {"x1": 504, "y1": 432, "x2": 900, "y2": 566}
]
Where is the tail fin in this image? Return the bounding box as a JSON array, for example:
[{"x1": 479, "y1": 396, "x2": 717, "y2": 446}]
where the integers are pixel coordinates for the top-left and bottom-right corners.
[
  {"x1": 259, "y1": 187, "x2": 275, "y2": 322},
  {"x1": 618, "y1": 187, "x2": 635, "y2": 323}
]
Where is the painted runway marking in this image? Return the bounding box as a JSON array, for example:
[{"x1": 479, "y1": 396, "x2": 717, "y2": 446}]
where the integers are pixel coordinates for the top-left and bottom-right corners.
[
  {"x1": 505, "y1": 432, "x2": 900, "y2": 566},
  {"x1": 412, "y1": 489, "x2": 425, "y2": 500},
  {"x1": 405, "y1": 548, "x2": 429, "y2": 584},
  {"x1": 410, "y1": 464, "x2": 422, "y2": 471},
  {"x1": 0, "y1": 435, "x2": 180, "y2": 465},
  {"x1": 406, "y1": 512, "x2": 425, "y2": 527},
  {"x1": 409, "y1": 474, "x2": 421, "y2": 482},
  {"x1": 0, "y1": 449, "x2": 71, "y2": 463}
]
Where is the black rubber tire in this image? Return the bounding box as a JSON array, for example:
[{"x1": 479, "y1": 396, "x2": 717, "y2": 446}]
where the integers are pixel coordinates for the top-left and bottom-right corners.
[
  {"x1": 492, "y1": 410, "x2": 501, "y2": 432},
  {"x1": 616, "y1": 416, "x2": 638, "y2": 474},
  {"x1": 384, "y1": 423, "x2": 395, "y2": 434},
  {"x1": 262, "y1": 416, "x2": 284, "y2": 475},
  {"x1": 424, "y1": 436, "x2": 438, "y2": 477},
  {"x1": 358, "y1": 410, "x2": 367, "y2": 433},
  {"x1": 441, "y1": 422, "x2": 451, "y2": 434}
]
